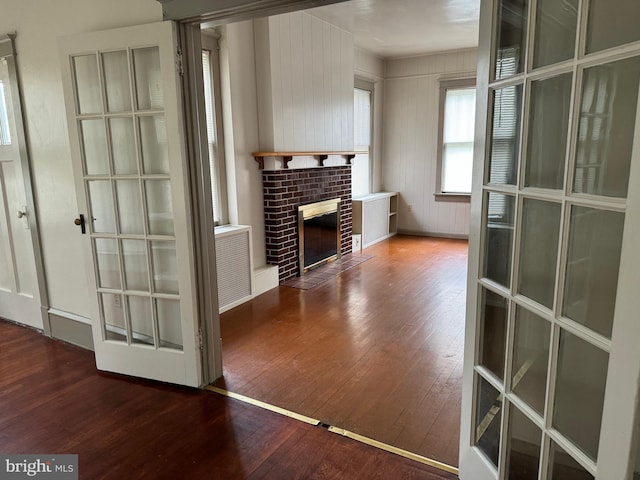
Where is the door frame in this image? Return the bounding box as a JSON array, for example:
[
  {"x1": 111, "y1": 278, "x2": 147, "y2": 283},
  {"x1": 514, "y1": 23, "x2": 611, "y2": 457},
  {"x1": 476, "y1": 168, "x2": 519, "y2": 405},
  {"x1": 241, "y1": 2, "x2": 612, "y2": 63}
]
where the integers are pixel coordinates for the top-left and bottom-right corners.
[
  {"x1": 177, "y1": 25, "x2": 222, "y2": 383},
  {"x1": 161, "y1": 0, "x2": 349, "y2": 26},
  {"x1": 0, "y1": 34, "x2": 50, "y2": 333}
]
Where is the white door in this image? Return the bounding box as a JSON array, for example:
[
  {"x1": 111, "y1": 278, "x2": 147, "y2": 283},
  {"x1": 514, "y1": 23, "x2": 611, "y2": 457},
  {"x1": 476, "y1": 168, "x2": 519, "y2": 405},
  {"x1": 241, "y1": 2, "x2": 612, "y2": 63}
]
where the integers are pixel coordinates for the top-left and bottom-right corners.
[
  {"x1": 460, "y1": 0, "x2": 640, "y2": 478},
  {"x1": 0, "y1": 38, "x2": 43, "y2": 327},
  {"x1": 59, "y1": 22, "x2": 202, "y2": 387}
]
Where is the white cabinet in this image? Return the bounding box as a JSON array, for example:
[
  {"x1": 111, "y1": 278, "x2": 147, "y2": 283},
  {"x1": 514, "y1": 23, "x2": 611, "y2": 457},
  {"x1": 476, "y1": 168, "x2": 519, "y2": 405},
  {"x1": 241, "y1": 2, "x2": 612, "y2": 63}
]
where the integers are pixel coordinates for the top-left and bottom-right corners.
[{"x1": 352, "y1": 192, "x2": 398, "y2": 249}]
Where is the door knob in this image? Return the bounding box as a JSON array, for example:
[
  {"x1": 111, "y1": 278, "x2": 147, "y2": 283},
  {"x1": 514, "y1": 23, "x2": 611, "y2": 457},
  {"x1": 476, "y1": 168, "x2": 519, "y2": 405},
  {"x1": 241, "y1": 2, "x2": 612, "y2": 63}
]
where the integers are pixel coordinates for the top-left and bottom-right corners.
[
  {"x1": 74, "y1": 214, "x2": 86, "y2": 234},
  {"x1": 17, "y1": 210, "x2": 27, "y2": 219}
]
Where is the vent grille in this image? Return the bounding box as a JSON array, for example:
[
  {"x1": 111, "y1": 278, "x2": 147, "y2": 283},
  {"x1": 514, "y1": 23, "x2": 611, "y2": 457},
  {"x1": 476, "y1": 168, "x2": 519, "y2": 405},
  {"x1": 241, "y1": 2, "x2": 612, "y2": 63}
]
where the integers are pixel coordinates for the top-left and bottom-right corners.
[{"x1": 215, "y1": 227, "x2": 252, "y2": 311}]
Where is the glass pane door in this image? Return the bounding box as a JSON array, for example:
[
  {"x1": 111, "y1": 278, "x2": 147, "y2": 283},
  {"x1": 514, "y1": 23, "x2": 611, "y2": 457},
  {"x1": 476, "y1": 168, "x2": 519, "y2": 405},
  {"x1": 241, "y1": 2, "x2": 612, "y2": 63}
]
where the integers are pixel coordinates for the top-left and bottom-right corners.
[
  {"x1": 460, "y1": 0, "x2": 640, "y2": 478},
  {"x1": 59, "y1": 22, "x2": 202, "y2": 387},
  {"x1": 72, "y1": 45, "x2": 182, "y2": 350}
]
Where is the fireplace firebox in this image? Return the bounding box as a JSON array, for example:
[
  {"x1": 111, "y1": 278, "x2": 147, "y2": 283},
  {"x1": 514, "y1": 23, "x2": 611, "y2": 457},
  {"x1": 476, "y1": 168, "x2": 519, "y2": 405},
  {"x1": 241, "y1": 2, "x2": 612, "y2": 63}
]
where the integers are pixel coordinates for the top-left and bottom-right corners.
[{"x1": 298, "y1": 198, "x2": 342, "y2": 274}]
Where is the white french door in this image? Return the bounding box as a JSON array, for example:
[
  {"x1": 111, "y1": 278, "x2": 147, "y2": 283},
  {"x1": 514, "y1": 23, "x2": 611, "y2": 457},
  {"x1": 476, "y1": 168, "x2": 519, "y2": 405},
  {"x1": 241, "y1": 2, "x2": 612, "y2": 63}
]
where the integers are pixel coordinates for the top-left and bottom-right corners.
[
  {"x1": 0, "y1": 36, "x2": 43, "y2": 327},
  {"x1": 460, "y1": 0, "x2": 640, "y2": 479},
  {"x1": 59, "y1": 22, "x2": 203, "y2": 387}
]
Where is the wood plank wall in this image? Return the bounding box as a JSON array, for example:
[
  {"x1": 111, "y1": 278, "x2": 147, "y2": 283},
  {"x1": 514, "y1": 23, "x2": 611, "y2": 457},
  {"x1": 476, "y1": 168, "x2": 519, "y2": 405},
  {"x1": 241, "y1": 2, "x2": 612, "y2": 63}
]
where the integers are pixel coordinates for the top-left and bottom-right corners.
[
  {"x1": 255, "y1": 11, "x2": 354, "y2": 169},
  {"x1": 383, "y1": 49, "x2": 478, "y2": 238}
]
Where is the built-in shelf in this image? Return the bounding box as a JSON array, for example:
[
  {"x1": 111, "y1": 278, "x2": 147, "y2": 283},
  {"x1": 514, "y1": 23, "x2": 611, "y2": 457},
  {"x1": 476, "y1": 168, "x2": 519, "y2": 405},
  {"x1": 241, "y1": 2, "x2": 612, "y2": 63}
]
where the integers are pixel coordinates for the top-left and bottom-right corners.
[
  {"x1": 352, "y1": 192, "x2": 398, "y2": 249},
  {"x1": 252, "y1": 151, "x2": 367, "y2": 170}
]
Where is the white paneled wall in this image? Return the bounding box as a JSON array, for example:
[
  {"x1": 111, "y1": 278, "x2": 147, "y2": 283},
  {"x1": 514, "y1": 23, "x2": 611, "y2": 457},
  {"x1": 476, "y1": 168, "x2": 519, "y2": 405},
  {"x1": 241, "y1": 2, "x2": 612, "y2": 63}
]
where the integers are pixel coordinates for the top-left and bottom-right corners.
[
  {"x1": 255, "y1": 11, "x2": 354, "y2": 167},
  {"x1": 383, "y1": 49, "x2": 477, "y2": 237}
]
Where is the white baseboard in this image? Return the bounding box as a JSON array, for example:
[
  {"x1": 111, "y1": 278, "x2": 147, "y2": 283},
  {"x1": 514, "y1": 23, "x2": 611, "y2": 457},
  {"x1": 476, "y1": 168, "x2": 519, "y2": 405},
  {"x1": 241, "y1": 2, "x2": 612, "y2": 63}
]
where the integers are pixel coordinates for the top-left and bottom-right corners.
[
  {"x1": 397, "y1": 229, "x2": 469, "y2": 240},
  {"x1": 219, "y1": 294, "x2": 253, "y2": 314},
  {"x1": 252, "y1": 265, "x2": 279, "y2": 297},
  {"x1": 217, "y1": 266, "x2": 279, "y2": 314},
  {"x1": 47, "y1": 308, "x2": 94, "y2": 351}
]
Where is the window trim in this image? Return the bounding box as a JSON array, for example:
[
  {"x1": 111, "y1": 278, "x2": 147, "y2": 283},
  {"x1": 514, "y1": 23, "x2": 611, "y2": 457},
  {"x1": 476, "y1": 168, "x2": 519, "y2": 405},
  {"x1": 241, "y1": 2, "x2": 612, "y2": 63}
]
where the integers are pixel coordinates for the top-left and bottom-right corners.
[
  {"x1": 435, "y1": 77, "x2": 476, "y2": 202},
  {"x1": 202, "y1": 32, "x2": 229, "y2": 226}
]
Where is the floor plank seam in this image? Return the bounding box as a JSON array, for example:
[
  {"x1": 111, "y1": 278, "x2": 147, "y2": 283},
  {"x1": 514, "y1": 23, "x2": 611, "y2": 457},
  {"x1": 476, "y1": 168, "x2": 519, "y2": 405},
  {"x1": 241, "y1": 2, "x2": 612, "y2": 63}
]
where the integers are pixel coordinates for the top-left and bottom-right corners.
[{"x1": 206, "y1": 385, "x2": 460, "y2": 477}]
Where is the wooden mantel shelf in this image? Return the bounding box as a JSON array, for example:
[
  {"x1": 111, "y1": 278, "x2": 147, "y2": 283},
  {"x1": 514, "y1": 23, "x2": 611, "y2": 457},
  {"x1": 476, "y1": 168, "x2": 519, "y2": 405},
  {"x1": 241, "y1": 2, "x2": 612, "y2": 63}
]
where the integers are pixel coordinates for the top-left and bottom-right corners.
[{"x1": 252, "y1": 151, "x2": 367, "y2": 170}]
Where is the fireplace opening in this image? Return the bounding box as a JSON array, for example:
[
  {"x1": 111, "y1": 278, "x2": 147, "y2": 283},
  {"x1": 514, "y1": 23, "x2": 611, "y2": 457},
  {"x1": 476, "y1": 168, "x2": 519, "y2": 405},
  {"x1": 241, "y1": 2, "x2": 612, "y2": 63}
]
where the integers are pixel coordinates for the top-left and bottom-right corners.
[{"x1": 298, "y1": 198, "x2": 342, "y2": 275}]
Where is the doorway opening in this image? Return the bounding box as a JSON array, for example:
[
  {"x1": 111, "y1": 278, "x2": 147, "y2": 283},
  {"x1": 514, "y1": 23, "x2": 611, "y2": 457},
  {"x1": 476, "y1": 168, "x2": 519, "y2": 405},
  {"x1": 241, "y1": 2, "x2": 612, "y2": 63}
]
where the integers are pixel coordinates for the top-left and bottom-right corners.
[{"x1": 188, "y1": 0, "x2": 475, "y2": 472}]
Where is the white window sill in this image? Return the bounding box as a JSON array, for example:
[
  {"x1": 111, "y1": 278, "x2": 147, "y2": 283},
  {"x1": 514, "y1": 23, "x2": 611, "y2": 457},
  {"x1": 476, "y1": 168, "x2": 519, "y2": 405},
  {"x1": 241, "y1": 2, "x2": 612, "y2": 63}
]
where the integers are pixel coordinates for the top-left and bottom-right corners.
[{"x1": 434, "y1": 192, "x2": 471, "y2": 203}]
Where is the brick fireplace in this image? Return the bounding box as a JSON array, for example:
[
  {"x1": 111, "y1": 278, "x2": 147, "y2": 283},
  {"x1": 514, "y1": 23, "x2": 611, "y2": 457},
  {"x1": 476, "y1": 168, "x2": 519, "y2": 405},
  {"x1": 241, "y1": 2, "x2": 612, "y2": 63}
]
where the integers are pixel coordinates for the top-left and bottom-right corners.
[{"x1": 262, "y1": 166, "x2": 353, "y2": 283}]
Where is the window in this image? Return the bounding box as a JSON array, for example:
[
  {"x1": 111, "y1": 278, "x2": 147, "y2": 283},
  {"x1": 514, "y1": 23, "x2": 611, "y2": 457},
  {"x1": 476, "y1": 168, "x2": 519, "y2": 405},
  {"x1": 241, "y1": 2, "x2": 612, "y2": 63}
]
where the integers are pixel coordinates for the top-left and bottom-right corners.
[
  {"x1": 201, "y1": 35, "x2": 228, "y2": 226},
  {"x1": 436, "y1": 79, "x2": 476, "y2": 198},
  {"x1": 0, "y1": 79, "x2": 11, "y2": 145},
  {"x1": 353, "y1": 78, "x2": 374, "y2": 197}
]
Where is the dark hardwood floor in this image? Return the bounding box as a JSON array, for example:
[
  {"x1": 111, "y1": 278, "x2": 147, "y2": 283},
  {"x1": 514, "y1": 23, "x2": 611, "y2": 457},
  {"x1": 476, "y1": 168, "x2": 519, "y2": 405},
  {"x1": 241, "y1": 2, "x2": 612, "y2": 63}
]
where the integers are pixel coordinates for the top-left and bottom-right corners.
[
  {"x1": 0, "y1": 319, "x2": 458, "y2": 479},
  {"x1": 215, "y1": 235, "x2": 468, "y2": 468}
]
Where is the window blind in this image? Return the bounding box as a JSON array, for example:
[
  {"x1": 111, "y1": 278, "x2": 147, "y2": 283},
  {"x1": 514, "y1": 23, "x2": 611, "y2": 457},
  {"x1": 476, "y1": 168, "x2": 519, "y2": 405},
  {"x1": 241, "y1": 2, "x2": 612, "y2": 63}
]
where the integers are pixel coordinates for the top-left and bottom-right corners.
[
  {"x1": 354, "y1": 88, "x2": 371, "y2": 150},
  {"x1": 0, "y1": 81, "x2": 11, "y2": 145},
  {"x1": 442, "y1": 87, "x2": 476, "y2": 193},
  {"x1": 353, "y1": 87, "x2": 372, "y2": 197},
  {"x1": 202, "y1": 50, "x2": 222, "y2": 224}
]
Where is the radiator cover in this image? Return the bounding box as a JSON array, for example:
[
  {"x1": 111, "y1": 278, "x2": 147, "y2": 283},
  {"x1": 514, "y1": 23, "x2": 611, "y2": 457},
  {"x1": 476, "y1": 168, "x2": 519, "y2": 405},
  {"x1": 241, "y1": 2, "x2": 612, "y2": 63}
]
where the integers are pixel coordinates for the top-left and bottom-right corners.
[{"x1": 215, "y1": 225, "x2": 253, "y2": 313}]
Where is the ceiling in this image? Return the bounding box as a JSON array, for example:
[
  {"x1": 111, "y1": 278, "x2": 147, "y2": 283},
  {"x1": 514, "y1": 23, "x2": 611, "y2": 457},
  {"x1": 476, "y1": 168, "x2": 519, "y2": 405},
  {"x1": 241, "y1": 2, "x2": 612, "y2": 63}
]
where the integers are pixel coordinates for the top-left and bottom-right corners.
[{"x1": 307, "y1": 0, "x2": 480, "y2": 58}]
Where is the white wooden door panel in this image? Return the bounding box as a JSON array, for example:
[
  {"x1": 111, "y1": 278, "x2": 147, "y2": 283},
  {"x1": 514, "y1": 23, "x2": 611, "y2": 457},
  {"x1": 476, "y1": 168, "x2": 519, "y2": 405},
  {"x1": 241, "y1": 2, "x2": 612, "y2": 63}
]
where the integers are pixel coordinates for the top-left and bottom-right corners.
[
  {"x1": 59, "y1": 22, "x2": 202, "y2": 387},
  {"x1": 0, "y1": 46, "x2": 41, "y2": 327}
]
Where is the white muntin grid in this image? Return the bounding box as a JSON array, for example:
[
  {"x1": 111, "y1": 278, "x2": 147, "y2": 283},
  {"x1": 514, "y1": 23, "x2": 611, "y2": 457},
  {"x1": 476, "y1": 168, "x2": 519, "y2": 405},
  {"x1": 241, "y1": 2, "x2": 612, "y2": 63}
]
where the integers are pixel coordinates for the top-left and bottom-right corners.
[{"x1": 467, "y1": 0, "x2": 640, "y2": 479}]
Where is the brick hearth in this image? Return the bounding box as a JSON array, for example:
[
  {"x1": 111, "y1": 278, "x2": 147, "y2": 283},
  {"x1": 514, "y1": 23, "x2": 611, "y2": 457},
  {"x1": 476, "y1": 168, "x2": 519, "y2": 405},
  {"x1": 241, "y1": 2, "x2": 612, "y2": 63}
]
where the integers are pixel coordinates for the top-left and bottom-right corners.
[{"x1": 262, "y1": 166, "x2": 353, "y2": 283}]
